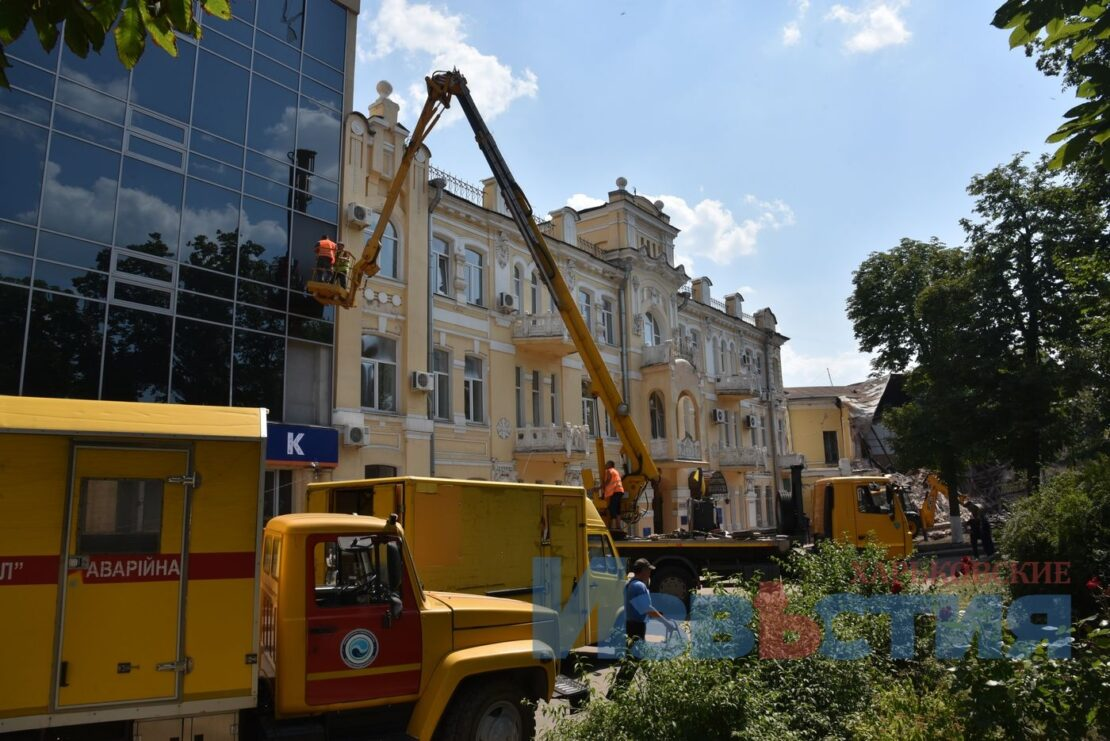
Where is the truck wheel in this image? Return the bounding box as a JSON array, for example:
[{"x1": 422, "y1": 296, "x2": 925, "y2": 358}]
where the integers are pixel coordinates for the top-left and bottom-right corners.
[
  {"x1": 652, "y1": 566, "x2": 693, "y2": 605},
  {"x1": 436, "y1": 678, "x2": 535, "y2": 741}
]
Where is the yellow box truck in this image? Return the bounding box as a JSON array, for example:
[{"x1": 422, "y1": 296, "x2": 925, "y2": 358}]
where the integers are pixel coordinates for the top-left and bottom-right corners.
[
  {"x1": 306, "y1": 477, "x2": 625, "y2": 647},
  {"x1": 0, "y1": 397, "x2": 563, "y2": 740}
]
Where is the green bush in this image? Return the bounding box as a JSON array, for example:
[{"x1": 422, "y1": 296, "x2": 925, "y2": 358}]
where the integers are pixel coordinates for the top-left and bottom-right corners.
[{"x1": 1001, "y1": 456, "x2": 1110, "y2": 614}]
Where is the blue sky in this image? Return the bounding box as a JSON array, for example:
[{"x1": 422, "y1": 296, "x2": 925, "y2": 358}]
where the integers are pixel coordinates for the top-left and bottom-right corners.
[{"x1": 351, "y1": 0, "x2": 1067, "y2": 386}]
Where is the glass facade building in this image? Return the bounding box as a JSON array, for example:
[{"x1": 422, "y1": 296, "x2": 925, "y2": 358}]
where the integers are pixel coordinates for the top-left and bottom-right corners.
[{"x1": 0, "y1": 0, "x2": 355, "y2": 424}]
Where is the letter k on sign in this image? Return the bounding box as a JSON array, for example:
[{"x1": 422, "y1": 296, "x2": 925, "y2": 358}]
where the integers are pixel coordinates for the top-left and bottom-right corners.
[{"x1": 287, "y1": 433, "x2": 305, "y2": 456}]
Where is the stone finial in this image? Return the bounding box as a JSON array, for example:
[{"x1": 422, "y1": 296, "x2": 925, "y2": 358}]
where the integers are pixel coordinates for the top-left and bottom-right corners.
[
  {"x1": 615, "y1": 176, "x2": 628, "y2": 190},
  {"x1": 375, "y1": 80, "x2": 393, "y2": 100},
  {"x1": 654, "y1": 200, "x2": 664, "y2": 212}
]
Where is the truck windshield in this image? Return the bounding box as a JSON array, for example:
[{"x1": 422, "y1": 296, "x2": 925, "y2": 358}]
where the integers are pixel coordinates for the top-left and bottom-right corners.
[{"x1": 313, "y1": 535, "x2": 403, "y2": 608}]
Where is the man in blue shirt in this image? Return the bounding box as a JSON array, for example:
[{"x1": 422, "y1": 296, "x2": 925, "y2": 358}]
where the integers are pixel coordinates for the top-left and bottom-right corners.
[{"x1": 608, "y1": 558, "x2": 677, "y2": 698}]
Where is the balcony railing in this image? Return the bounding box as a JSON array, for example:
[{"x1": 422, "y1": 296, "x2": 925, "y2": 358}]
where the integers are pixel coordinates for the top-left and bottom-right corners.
[
  {"x1": 715, "y1": 373, "x2": 761, "y2": 397},
  {"x1": 676, "y1": 438, "x2": 702, "y2": 461},
  {"x1": 514, "y1": 424, "x2": 590, "y2": 455},
  {"x1": 512, "y1": 313, "x2": 570, "y2": 341},
  {"x1": 777, "y1": 452, "x2": 805, "y2": 468},
  {"x1": 649, "y1": 438, "x2": 669, "y2": 460},
  {"x1": 641, "y1": 342, "x2": 673, "y2": 368},
  {"x1": 717, "y1": 446, "x2": 767, "y2": 468}
]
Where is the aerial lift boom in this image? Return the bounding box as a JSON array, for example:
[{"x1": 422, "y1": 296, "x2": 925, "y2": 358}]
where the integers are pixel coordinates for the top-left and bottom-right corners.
[{"x1": 308, "y1": 70, "x2": 660, "y2": 513}]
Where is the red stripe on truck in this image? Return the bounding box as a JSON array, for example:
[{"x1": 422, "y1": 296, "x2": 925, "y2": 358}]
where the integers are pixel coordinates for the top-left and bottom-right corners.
[{"x1": 0, "y1": 552, "x2": 254, "y2": 585}]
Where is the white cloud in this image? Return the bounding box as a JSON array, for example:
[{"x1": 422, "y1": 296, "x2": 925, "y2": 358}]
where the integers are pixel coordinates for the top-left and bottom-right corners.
[
  {"x1": 783, "y1": 23, "x2": 802, "y2": 46},
  {"x1": 826, "y1": 1, "x2": 912, "y2": 53},
  {"x1": 648, "y1": 193, "x2": 794, "y2": 268},
  {"x1": 565, "y1": 193, "x2": 605, "y2": 211},
  {"x1": 781, "y1": 0, "x2": 809, "y2": 46},
  {"x1": 781, "y1": 344, "x2": 875, "y2": 387},
  {"x1": 359, "y1": 0, "x2": 538, "y2": 123}
]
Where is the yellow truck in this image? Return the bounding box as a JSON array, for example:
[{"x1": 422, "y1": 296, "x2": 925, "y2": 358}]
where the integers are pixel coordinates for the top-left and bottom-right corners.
[
  {"x1": 0, "y1": 396, "x2": 560, "y2": 740},
  {"x1": 805, "y1": 475, "x2": 914, "y2": 558},
  {"x1": 306, "y1": 476, "x2": 624, "y2": 648}
]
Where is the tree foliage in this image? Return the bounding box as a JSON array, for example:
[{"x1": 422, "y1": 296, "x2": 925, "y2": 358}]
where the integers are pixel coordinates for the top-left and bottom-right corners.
[
  {"x1": 992, "y1": 0, "x2": 1110, "y2": 171},
  {"x1": 0, "y1": 0, "x2": 231, "y2": 89},
  {"x1": 849, "y1": 154, "x2": 1109, "y2": 490}
]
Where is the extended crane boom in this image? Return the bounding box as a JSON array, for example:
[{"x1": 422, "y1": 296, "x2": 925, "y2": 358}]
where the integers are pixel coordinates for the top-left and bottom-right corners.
[{"x1": 309, "y1": 69, "x2": 660, "y2": 511}]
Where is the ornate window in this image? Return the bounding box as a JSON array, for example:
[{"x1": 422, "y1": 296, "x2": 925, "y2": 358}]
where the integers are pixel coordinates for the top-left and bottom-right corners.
[
  {"x1": 649, "y1": 392, "x2": 666, "y2": 439},
  {"x1": 644, "y1": 312, "x2": 661, "y2": 346}
]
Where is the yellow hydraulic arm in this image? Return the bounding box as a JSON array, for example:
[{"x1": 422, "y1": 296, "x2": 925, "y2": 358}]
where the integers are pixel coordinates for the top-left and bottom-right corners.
[{"x1": 309, "y1": 69, "x2": 660, "y2": 504}]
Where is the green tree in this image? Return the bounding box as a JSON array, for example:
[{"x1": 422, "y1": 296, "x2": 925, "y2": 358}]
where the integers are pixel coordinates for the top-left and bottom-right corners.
[
  {"x1": 992, "y1": 0, "x2": 1110, "y2": 170},
  {"x1": 848, "y1": 239, "x2": 993, "y2": 528},
  {"x1": 0, "y1": 0, "x2": 231, "y2": 89}
]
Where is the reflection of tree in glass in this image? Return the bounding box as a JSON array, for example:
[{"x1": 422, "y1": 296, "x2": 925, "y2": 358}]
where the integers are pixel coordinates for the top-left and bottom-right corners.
[
  {"x1": 102, "y1": 305, "x2": 171, "y2": 402},
  {"x1": 23, "y1": 292, "x2": 105, "y2": 399},
  {"x1": 0, "y1": 284, "x2": 28, "y2": 393},
  {"x1": 170, "y1": 318, "x2": 232, "y2": 405},
  {"x1": 233, "y1": 329, "x2": 285, "y2": 419},
  {"x1": 123, "y1": 232, "x2": 173, "y2": 259},
  {"x1": 184, "y1": 228, "x2": 239, "y2": 273},
  {"x1": 238, "y1": 238, "x2": 289, "y2": 287}
]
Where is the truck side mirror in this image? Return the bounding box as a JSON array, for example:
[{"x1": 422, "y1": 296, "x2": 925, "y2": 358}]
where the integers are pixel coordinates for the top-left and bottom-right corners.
[{"x1": 383, "y1": 595, "x2": 403, "y2": 627}]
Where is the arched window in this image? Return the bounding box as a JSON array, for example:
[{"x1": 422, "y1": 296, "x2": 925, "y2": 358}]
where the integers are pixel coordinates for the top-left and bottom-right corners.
[
  {"x1": 714, "y1": 338, "x2": 723, "y2": 375},
  {"x1": 644, "y1": 312, "x2": 661, "y2": 346},
  {"x1": 530, "y1": 270, "x2": 540, "y2": 315},
  {"x1": 649, "y1": 392, "x2": 666, "y2": 439},
  {"x1": 578, "y1": 289, "x2": 592, "y2": 330},
  {"x1": 365, "y1": 214, "x2": 399, "y2": 279},
  {"x1": 677, "y1": 395, "x2": 697, "y2": 441},
  {"x1": 512, "y1": 264, "x2": 523, "y2": 308},
  {"x1": 728, "y1": 342, "x2": 738, "y2": 376}
]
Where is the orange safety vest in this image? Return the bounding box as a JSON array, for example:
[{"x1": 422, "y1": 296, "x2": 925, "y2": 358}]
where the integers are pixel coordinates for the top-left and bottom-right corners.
[
  {"x1": 602, "y1": 467, "x2": 625, "y2": 499},
  {"x1": 315, "y1": 237, "x2": 337, "y2": 263}
]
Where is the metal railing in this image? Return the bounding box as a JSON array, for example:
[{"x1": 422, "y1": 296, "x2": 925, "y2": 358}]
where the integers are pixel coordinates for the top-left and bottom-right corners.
[
  {"x1": 717, "y1": 446, "x2": 767, "y2": 468},
  {"x1": 514, "y1": 424, "x2": 590, "y2": 455},
  {"x1": 430, "y1": 166, "x2": 482, "y2": 206},
  {"x1": 676, "y1": 438, "x2": 702, "y2": 461},
  {"x1": 511, "y1": 312, "x2": 570, "y2": 340}
]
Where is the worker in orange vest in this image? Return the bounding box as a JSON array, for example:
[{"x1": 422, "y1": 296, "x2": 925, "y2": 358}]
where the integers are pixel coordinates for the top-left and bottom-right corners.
[
  {"x1": 314, "y1": 235, "x2": 337, "y2": 283},
  {"x1": 602, "y1": 460, "x2": 626, "y2": 533}
]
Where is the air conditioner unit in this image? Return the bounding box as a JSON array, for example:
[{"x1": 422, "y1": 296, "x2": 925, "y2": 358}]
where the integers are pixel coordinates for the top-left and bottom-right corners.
[
  {"x1": 745, "y1": 414, "x2": 760, "y2": 429},
  {"x1": 343, "y1": 425, "x2": 370, "y2": 446},
  {"x1": 711, "y1": 408, "x2": 727, "y2": 424},
  {"x1": 496, "y1": 292, "x2": 517, "y2": 313},
  {"x1": 411, "y1": 371, "x2": 434, "y2": 392},
  {"x1": 346, "y1": 202, "x2": 370, "y2": 229}
]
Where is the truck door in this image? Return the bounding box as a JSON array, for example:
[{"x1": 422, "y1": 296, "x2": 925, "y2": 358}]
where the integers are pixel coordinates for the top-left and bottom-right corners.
[
  {"x1": 304, "y1": 533, "x2": 422, "y2": 706},
  {"x1": 57, "y1": 446, "x2": 191, "y2": 707},
  {"x1": 541, "y1": 497, "x2": 584, "y2": 627},
  {"x1": 585, "y1": 531, "x2": 622, "y2": 645},
  {"x1": 851, "y1": 484, "x2": 907, "y2": 558}
]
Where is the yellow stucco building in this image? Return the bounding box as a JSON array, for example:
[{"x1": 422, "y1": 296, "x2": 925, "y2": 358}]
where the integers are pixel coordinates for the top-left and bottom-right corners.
[{"x1": 324, "y1": 84, "x2": 802, "y2": 536}]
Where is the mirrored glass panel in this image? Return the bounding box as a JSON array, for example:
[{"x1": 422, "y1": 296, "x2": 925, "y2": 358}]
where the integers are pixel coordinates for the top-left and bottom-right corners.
[
  {"x1": 0, "y1": 252, "x2": 32, "y2": 285},
  {"x1": 233, "y1": 329, "x2": 284, "y2": 417},
  {"x1": 40, "y1": 134, "x2": 120, "y2": 243},
  {"x1": 60, "y1": 35, "x2": 127, "y2": 99},
  {"x1": 101, "y1": 305, "x2": 172, "y2": 401},
  {"x1": 189, "y1": 153, "x2": 242, "y2": 190},
  {"x1": 177, "y1": 290, "x2": 233, "y2": 323},
  {"x1": 193, "y1": 51, "x2": 249, "y2": 143},
  {"x1": 171, "y1": 317, "x2": 232, "y2": 404},
  {"x1": 130, "y1": 41, "x2": 196, "y2": 122},
  {"x1": 0, "y1": 115, "x2": 47, "y2": 225},
  {"x1": 248, "y1": 76, "x2": 298, "y2": 163},
  {"x1": 5, "y1": 28, "x2": 60, "y2": 69},
  {"x1": 0, "y1": 221, "x2": 36, "y2": 256},
  {"x1": 56, "y1": 78, "x2": 126, "y2": 123},
  {"x1": 54, "y1": 106, "x2": 124, "y2": 149},
  {"x1": 257, "y1": 1, "x2": 305, "y2": 49},
  {"x1": 239, "y1": 197, "x2": 289, "y2": 286},
  {"x1": 37, "y1": 232, "x2": 112, "y2": 271},
  {"x1": 180, "y1": 179, "x2": 241, "y2": 273},
  {"x1": 0, "y1": 283, "x2": 28, "y2": 394},
  {"x1": 24, "y1": 290, "x2": 105, "y2": 399},
  {"x1": 178, "y1": 264, "x2": 235, "y2": 298},
  {"x1": 295, "y1": 97, "x2": 340, "y2": 183},
  {"x1": 304, "y1": 0, "x2": 346, "y2": 70},
  {"x1": 0, "y1": 70, "x2": 52, "y2": 124},
  {"x1": 116, "y1": 158, "x2": 184, "y2": 257},
  {"x1": 32, "y1": 261, "x2": 108, "y2": 299},
  {"x1": 199, "y1": 27, "x2": 252, "y2": 67}
]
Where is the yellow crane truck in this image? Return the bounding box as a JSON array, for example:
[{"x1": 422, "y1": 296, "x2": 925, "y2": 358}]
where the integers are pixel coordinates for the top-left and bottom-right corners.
[
  {"x1": 308, "y1": 68, "x2": 915, "y2": 608},
  {"x1": 0, "y1": 396, "x2": 560, "y2": 741}
]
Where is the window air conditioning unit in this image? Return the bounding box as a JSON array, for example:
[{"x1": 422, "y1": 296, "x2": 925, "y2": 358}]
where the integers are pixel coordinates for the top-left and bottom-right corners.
[
  {"x1": 346, "y1": 202, "x2": 370, "y2": 229},
  {"x1": 745, "y1": 414, "x2": 760, "y2": 429},
  {"x1": 411, "y1": 371, "x2": 435, "y2": 392},
  {"x1": 344, "y1": 425, "x2": 370, "y2": 446},
  {"x1": 711, "y1": 408, "x2": 727, "y2": 424},
  {"x1": 496, "y1": 292, "x2": 517, "y2": 313}
]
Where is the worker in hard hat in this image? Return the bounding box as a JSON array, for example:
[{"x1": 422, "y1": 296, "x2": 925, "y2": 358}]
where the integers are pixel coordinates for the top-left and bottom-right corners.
[
  {"x1": 333, "y1": 244, "x2": 353, "y2": 290},
  {"x1": 314, "y1": 235, "x2": 336, "y2": 283}
]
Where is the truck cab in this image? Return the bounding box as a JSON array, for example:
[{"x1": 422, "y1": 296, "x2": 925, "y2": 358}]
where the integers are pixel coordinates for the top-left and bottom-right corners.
[
  {"x1": 806, "y1": 476, "x2": 913, "y2": 558},
  {"x1": 257, "y1": 513, "x2": 556, "y2": 740}
]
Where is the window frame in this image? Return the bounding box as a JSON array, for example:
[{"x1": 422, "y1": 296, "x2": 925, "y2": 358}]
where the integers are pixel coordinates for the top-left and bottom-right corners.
[
  {"x1": 649, "y1": 392, "x2": 666, "y2": 440},
  {"x1": 432, "y1": 348, "x2": 451, "y2": 421},
  {"x1": 365, "y1": 213, "x2": 399, "y2": 280},
  {"x1": 463, "y1": 355, "x2": 485, "y2": 424},
  {"x1": 432, "y1": 235, "x2": 450, "y2": 296},
  {"x1": 464, "y1": 247, "x2": 484, "y2": 306},
  {"x1": 360, "y1": 333, "x2": 398, "y2": 412}
]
